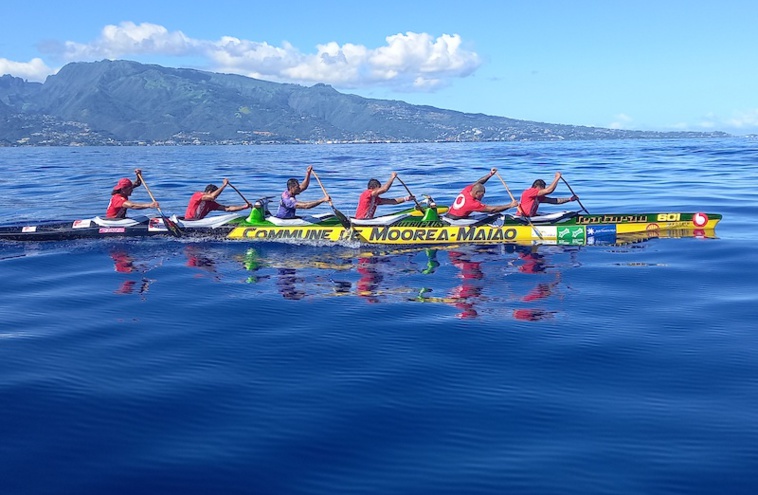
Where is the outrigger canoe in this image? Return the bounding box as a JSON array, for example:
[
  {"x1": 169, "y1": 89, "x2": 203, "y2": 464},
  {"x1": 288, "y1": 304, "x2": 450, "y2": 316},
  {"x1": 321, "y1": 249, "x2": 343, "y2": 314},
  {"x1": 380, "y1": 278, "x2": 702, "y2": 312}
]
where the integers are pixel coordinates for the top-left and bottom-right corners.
[{"x1": 1, "y1": 198, "x2": 721, "y2": 246}]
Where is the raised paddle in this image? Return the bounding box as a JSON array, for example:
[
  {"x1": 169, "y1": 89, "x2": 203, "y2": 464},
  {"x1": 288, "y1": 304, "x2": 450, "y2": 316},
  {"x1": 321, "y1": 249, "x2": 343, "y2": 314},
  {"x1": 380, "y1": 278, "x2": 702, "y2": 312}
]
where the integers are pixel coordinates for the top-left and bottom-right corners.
[
  {"x1": 135, "y1": 171, "x2": 183, "y2": 237},
  {"x1": 395, "y1": 175, "x2": 425, "y2": 211},
  {"x1": 227, "y1": 181, "x2": 252, "y2": 207},
  {"x1": 310, "y1": 170, "x2": 352, "y2": 230},
  {"x1": 560, "y1": 176, "x2": 589, "y2": 214},
  {"x1": 494, "y1": 171, "x2": 543, "y2": 240}
]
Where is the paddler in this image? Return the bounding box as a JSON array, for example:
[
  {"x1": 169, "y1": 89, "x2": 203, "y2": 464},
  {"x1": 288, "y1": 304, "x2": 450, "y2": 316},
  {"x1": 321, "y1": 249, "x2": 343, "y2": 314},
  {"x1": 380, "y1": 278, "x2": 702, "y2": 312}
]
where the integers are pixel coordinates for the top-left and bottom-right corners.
[
  {"x1": 106, "y1": 169, "x2": 159, "y2": 219},
  {"x1": 275, "y1": 165, "x2": 330, "y2": 219},
  {"x1": 517, "y1": 172, "x2": 577, "y2": 217},
  {"x1": 446, "y1": 167, "x2": 518, "y2": 219},
  {"x1": 184, "y1": 178, "x2": 252, "y2": 220},
  {"x1": 354, "y1": 172, "x2": 414, "y2": 219}
]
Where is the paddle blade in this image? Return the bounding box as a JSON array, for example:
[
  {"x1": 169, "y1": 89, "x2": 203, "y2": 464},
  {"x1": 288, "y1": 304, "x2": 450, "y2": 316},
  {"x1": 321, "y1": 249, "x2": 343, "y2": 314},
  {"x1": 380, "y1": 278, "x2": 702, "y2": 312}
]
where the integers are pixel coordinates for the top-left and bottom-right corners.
[
  {"x1": 161, "y1": 213, "x2": 183, "y2": 237},
  {"x1": 332, "y1": 206, "x2": 352, "y2": 230}
]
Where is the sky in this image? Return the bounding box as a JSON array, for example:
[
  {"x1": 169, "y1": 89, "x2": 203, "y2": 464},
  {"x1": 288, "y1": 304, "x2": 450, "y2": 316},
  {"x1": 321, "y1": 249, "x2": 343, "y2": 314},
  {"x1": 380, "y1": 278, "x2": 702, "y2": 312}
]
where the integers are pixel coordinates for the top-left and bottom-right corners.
[{"x1": 2, "y1": 0, "x2": 757, "y2": 135}]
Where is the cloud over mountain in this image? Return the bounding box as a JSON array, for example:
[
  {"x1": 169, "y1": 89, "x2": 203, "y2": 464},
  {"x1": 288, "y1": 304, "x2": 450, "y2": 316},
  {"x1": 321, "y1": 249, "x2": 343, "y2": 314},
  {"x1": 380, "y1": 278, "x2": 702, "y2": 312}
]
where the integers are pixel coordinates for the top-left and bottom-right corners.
[{"x1": 33, "y1": 22, "x2": 480, "y2": 91}]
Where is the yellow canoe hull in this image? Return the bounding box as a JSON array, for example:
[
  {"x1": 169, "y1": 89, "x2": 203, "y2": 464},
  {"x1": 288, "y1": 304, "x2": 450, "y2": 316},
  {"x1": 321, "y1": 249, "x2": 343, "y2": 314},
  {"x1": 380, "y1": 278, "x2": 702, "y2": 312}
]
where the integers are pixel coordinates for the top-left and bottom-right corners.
[{"x1": 227, "y1": 214, "x2": 721, "y2": 246}]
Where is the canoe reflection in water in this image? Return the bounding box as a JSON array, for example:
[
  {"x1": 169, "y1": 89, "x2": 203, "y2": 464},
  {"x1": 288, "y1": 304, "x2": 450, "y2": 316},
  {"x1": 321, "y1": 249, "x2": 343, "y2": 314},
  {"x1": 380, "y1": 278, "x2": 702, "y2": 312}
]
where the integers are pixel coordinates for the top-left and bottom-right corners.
[
  {"x1": 231, "y1": 244, "x2": 572, "y2": 320},
  {"x1": 109, "y1": 249, "x2": 151, "y2": 296},
  {"x1": 409, "y1": 246, "x2": 561, "y2": 320},
  {"x1": 109, "y1": 233, "x2": 684, "y2": 319},
  {"x1": 103, "y1": 241, "x2": 571, "y2": 317}
]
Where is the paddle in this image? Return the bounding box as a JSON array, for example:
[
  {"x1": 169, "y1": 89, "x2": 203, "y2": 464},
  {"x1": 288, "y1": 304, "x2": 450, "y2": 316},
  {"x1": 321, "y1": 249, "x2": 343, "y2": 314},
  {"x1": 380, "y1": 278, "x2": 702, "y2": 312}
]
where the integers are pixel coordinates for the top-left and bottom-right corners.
[
  {"x1": 494, "y1": 171, "x2": 543, "y2": 240},
  {"x1": 135, "y1": 171, "x2": 183, "y2": 237},
  {"x1": 227, "y1": 181, "x2": 252, "y2": 207},
  {"x1": 310, "y1": 170, "x2": 352, "y2": 230},
  {"x1": 560, "y1": 176, "x2": 589, "y2": 214},
  {"x1": 395, "y1": 175, "x2": 425, "y2": 211}
]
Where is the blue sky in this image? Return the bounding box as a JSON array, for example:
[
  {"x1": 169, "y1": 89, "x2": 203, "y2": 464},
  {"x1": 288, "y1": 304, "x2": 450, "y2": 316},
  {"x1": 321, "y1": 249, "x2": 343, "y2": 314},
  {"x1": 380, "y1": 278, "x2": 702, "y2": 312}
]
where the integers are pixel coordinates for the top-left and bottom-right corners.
[{"x1": 2, "y1": 0, "x2": 756, "y2": 134}]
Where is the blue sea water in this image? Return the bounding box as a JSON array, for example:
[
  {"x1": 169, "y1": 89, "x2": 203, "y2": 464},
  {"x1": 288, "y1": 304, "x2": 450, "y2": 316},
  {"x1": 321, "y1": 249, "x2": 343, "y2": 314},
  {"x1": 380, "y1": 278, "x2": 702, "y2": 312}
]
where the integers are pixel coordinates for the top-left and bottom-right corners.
[{"x1": 1, "y1": 139, "x2": 757, "y2": 494}]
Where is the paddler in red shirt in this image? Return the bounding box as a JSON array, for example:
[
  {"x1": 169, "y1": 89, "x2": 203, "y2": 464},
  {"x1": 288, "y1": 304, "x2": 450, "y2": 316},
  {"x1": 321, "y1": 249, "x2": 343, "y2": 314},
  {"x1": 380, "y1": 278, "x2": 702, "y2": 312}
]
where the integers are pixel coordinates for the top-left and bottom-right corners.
[
  {"x1": 517, "y1": 172, "x2": 577, "y2": 217},
  {"x1": 184, "y1": 178, "x2": 252, "y2": 220},
  {"x1": 446, "y1": 168, "x2": 517, "y2": 219},
  {"x1": 354, "y1": 172, "x2": 414, "y2": 219},
  {"x1": 106, "y1": 169, "x2": 159, "y2": 219}
]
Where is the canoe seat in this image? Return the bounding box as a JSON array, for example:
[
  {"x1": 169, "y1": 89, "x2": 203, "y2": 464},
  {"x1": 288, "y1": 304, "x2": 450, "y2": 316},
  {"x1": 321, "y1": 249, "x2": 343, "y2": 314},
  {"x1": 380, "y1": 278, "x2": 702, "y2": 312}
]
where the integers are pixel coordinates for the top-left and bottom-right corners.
[
  {"x1": 266, "y1": 213, "x2": 333, "y2": 226},
  {"x1": 507, "y1": 210, "x2": 578, "y2": 225},
  {"x1": 91, "y1": 216, "x2": 148, "y2": 227},
  {"x1": 442, "y1": 213, "x2": 498, "y2": 226},
  {"x1": 171, "y1": 212, "x2": 245, "y2": 228},
  {"x1": 350, "y1": 212, "x2": 410, "y2": 226}
]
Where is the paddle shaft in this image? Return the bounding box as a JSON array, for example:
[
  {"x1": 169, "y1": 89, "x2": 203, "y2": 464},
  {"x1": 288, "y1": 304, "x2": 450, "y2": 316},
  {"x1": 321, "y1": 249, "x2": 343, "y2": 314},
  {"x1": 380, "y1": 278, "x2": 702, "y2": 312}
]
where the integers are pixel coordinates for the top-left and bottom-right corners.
[
  {"x1": 494, "y1": 171, "x2": 543, "y2": 240},
  {"x1": 395, "y1": 176, "x2": 425, "y2": 210},
  {"x1": 560, "y1": 176, "x2": 589, "y2": 214},
  {"x1": 135, "y1": 172, "x2": 165, "y2": 216},
  {"x1": 494, "y1": 171, "x2": 518, "y2": 204},
  {"x1": 135, "y1": 172, "x2": 181, "y2": 237},
  {"x1": 310, "y1": 170, "x2": 352, "y2": 229},
  {"x1": 310, "y1": 170, "x2": 333, "y2": 206},
  {"x1": 227, "y1": 181, "x2": 250, "y2": 205}
]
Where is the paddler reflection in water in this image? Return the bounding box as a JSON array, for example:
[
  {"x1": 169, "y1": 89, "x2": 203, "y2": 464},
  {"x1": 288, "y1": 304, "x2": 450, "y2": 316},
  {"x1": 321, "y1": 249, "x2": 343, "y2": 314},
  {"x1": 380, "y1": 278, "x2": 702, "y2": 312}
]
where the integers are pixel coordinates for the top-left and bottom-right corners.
[
  {"x1": 184, "y1": 245, "x2": 218, "y2": 280},
  {"x1": 277, "y1": 268, "x2": 305, "y2": 300},
  {"x1": 447, "y1": 250, "x2": 484, "y2": 319},
  {"x1": 275, "y1": 166, "x2": 330, "y2": 219},
  {"x1": 413, "y1": 249, "x2": 486, "y2": 318},
  {"x1": 106, "y1": 169, "x2": 159, "y2": 219},
  {"x1": 512, "y1": 246, "x2": 559, "y2": 321},
  {"x1": 356, "y1": 255, "x2": 383, "y2": 303},
  {"x1": 110, "y1": 249, "x2": 150, "y2": 295}
]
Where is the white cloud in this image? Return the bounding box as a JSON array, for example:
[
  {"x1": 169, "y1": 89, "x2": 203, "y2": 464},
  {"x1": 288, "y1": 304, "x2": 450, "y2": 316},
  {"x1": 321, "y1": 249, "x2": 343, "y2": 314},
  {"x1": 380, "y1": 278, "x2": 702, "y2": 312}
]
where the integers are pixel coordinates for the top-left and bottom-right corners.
[
  {"x1": 206, "y1": 31, "x2": 480, "y2": 91},
  {"x1": 367, "y1": 32, "x2": 480, "y2": 89},
  {"x1": 669, "y1": 110, "x2": 758, "y2": 134},
  {"x1": 33, "y1": 22, "x2": 481, "y2": 92},
  {"x1": 0, "y1": 58, "x2": 55, "y2": 82},
  {"x1": 608, "y1": 113, "x2": 633, "y2": 129},
  {"x1": 726, "y1": 109, "x2": 758, "y2": 128},
  {"x1": 51, "y1": 22, "x2": 197, "y2": 60}
]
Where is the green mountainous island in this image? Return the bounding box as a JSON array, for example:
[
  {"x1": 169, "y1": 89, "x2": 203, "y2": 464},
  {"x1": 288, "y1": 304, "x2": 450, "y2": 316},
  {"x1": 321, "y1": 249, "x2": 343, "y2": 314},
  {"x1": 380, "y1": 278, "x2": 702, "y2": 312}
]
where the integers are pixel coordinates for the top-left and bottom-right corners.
[{"x1": 0, "y1": 59, "x2": 729, "y2": 146}]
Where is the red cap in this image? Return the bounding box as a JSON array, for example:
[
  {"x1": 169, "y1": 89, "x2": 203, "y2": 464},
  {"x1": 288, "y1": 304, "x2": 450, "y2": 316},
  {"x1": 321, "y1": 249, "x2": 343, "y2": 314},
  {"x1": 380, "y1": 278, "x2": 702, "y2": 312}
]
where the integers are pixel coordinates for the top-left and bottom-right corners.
[{"x1": 115, "y1": 178, "x2": 133, "y2": 190}]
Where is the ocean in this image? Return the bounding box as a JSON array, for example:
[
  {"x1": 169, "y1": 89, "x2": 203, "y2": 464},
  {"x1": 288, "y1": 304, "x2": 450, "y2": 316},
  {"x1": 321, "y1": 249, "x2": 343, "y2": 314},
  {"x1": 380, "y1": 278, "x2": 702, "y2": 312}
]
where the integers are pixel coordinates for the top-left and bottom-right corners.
[{"x1": 1, "y1": 139, "x2": 757, "y2": 494}]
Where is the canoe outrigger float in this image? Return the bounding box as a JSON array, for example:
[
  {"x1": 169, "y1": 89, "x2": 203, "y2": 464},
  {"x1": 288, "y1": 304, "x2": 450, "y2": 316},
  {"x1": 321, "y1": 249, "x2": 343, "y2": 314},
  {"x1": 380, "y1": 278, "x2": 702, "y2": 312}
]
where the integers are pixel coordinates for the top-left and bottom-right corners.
[
  {"x1": 0, "y1": 211, "x2": 249, "y2": 242},
  {"x1": 0, "y1": 197, "x2": 721, "y2": 245}
]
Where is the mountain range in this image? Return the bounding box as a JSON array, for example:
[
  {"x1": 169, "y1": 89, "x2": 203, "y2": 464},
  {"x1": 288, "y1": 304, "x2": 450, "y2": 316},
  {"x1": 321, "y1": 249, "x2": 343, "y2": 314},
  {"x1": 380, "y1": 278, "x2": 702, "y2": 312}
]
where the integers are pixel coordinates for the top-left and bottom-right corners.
[{"x1": 0, "y1": 59, "x2": 729, "y2": 146}]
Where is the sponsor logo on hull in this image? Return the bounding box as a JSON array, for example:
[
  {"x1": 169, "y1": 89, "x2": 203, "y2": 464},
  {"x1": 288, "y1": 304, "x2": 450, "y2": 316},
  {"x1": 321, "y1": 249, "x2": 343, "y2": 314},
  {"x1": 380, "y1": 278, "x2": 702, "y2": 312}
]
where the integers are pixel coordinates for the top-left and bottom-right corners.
[
  {"x1": 576, "y1": 215, "x2": 649, "y2": 225},
  {"x1": 239, "y1": 228, "x2": 335, "y2": 241}
]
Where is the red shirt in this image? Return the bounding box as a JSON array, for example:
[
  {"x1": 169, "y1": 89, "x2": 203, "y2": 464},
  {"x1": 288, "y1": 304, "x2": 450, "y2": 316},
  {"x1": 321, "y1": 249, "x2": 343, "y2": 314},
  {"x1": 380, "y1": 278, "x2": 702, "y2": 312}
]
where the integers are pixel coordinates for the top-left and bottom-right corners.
[
  {"x1": 448, "y1": 184, "x2": 485, "y2": 218},
  {"x1": 355, "y1": 189, "x2": 379, "y2": 219},
  {"x1": 518, "y1": 187, "x2": 541, "y2": 216},
  {"x1": 106, "y1": 194, "x2": 128, "y2": 218},
  {"x1": 185, "y1": 191, "x2": 222, "y2": 220}
]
